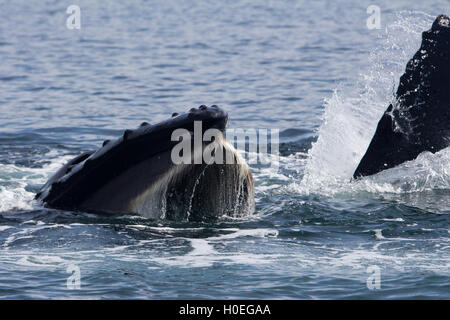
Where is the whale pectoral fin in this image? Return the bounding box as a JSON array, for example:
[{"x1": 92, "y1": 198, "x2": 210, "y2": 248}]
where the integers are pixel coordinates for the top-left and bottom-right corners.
[
  {"x1": 353, "y1": 107, "x2": 408, "y2": 178},
  {"x1": 353, "y1": 15, "x2": 450, "y2": 179}
]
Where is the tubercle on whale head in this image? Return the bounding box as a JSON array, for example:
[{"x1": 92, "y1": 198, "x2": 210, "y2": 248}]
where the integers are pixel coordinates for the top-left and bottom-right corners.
[{"x1": 184, "y1": 104, "x2": 228, "y2": 132}]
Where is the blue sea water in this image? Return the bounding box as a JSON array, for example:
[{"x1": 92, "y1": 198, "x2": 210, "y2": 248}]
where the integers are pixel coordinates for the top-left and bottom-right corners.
[{"x1": 0, "y1": 0, "x2": 449, "y2": 299}]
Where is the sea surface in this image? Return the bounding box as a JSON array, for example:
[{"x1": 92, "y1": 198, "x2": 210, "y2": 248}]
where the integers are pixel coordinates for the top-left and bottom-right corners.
[{"x1": 0, "y1": 0, "x2": 449, "y2": 299}]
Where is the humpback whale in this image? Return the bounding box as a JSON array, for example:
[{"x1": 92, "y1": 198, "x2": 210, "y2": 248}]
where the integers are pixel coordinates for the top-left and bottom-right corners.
[
  {"x1": 36, "y1": 105, "x2": 255, "y2": 221},
  {"x1": 353, "y1": 15, "x2": 450, "y2": 179}
]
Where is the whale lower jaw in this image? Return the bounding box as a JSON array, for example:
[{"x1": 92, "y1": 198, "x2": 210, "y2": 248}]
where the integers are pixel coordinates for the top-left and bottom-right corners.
[
  {"x1": 43, "y1": 134, "x2": 254, "y2": 221},
  {"x1": 125, "y1": 138, "x2": 254, "y2": 220},
  {"x1": 80, "y1": 136, "x2": 254, "y2": 221}
]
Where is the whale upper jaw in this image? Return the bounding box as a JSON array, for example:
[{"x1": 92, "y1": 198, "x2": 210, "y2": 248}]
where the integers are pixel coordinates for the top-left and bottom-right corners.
[
  {"x1": 34, "y1": 105, "x2": 254, "y2": 220},
  {"x1": 353, "y1": 14, "x2": 450, "y2": 179},
  {"x1": 133, "y1": 104, "x2": 229, "y2": 140}
]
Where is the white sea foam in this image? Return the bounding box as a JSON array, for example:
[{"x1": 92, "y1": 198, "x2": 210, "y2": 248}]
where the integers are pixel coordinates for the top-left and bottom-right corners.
[
  {"x1": 150, "y1": 228, "x2": 279, "y2": 268},
  {"x1": 0, "y1": 152, "x2": 73, "y2": 213},
  {"x1": 208, "y1": 228, "x2": 279, "y2": 240},
  {"x1": 16, "y1": 255, "x2": 66, "y2": 267},
  {"x1": 151, "y1": 250, "x2": 282, "y2": 268}
]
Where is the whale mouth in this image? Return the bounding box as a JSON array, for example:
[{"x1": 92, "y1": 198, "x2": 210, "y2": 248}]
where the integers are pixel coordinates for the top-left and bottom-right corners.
[
  {"x1": 35, "y1": 105, "x2": 232, "y2": 212},
  {"x1": 35, "y1": 104, "x2": 254, "y2": 219}
]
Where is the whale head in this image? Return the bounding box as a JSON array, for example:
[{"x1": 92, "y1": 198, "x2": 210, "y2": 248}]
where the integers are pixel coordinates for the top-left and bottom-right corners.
[{"x1": 36, "y1": 105, "x2": 254, "y2": 220}]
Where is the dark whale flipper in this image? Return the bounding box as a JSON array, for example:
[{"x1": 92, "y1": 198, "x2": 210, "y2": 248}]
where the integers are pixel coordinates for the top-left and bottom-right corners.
[{"x1": 353, "y1": 15, "x2": 450, "y2": 179}]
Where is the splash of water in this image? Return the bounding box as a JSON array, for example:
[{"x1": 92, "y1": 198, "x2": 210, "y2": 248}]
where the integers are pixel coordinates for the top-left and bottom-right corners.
[
  {"x1": 299, "y1": 12, "x2": 449, "y2": 195},
  {"x1": 0, "y1": 152, "x2": 73, "y2": 212}
]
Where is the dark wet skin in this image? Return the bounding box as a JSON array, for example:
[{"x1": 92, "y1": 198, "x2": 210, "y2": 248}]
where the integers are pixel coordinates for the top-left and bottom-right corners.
[{"x1": 354, "y1": 15, "x2": 450, "y2": 179}]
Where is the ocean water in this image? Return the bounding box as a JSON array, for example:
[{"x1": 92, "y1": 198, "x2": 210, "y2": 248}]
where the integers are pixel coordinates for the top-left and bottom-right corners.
[{"x1": 0, "y1": 0, "x2": 449, "y2": 299}]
